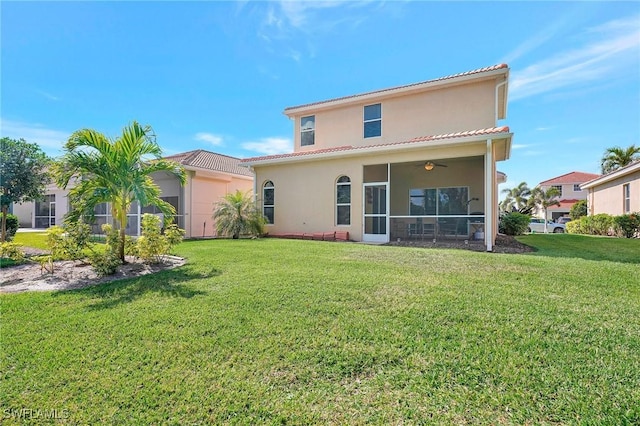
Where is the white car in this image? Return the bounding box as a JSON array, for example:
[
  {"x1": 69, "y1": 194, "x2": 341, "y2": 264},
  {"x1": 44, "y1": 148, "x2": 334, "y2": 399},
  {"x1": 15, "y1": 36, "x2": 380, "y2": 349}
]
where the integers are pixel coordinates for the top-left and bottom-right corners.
[{"x1": 528, "y1": 218, "x2": 565, "y2": 233}]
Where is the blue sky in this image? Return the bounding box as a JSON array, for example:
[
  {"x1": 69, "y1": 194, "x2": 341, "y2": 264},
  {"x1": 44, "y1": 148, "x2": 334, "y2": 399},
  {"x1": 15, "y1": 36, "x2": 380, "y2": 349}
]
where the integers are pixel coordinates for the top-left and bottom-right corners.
[{"x1": 2, "y1": 1, "x2": 639, "y2": 193}]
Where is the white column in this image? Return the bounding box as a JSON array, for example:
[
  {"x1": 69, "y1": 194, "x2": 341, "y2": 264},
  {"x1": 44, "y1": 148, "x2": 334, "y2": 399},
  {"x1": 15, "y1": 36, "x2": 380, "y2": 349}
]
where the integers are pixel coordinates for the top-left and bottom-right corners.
[{"x1": 484, "y1": 139, "x2": 493, "y2": 252}]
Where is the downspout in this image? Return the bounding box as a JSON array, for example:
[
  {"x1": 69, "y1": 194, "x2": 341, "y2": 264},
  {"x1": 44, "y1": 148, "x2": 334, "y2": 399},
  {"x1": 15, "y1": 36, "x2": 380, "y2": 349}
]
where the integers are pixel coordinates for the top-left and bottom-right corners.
[{"x1": 485, "y1": 139, "x2": 493, "y2": 252}]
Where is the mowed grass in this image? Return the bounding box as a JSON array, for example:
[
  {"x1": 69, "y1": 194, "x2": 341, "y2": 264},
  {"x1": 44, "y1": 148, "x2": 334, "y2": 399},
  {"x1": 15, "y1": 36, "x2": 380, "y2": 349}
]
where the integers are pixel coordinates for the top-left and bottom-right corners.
[{"x1": 1, "y1": 236, "x2": 639, "y2": 424}]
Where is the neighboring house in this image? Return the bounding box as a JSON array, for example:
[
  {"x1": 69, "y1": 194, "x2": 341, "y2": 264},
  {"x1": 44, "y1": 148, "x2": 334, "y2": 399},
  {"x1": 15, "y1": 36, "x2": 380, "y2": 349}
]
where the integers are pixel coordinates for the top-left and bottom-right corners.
[
  {"x1": 241, "y1": 64, "x2": 513, "y2": 251},
  {"x1": 536, "y1": 171, "x2": 601, "y2": 220},
  {"x1": 11, "y1": 149, "x2": 254, "y2": 238},
  {"x1": 581, "y1": 161, "x2": 640, "y2": 216}
]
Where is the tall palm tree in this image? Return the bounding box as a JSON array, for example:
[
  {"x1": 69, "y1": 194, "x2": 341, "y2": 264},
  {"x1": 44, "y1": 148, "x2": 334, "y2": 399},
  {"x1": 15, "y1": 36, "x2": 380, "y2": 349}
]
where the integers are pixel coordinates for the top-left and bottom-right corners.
[
  {"x1": 500, "y1": 181, "x2": 532, "y2": 213},
  {"x1": 213, "y1": 190, "x2": 265, "y2": 239},
  {"x1": 530, "y1": 186, "x2": 561, "y2": 233},
  {"x1": 54, "y1": 121, "x2": 186, "y2": 262},
  {"x1": 600, "y1": 145, "x2": 640, "y2": 174}
]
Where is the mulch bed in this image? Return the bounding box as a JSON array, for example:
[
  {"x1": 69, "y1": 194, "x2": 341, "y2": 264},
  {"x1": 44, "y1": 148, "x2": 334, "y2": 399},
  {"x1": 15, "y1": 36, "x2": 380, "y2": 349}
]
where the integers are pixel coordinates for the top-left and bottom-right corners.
[{"x1": 384, "y1": 234, "x2": 534, "y2": 254}]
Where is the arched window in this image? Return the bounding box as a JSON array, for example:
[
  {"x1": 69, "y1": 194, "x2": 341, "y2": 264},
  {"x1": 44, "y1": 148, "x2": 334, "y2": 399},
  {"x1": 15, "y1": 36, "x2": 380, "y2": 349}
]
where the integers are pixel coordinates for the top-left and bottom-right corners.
[
  {"x1": 263, "y1": 180, "x2": 275, "y2": 224},
  {"x1": 336, "y1": 176, "x2": 351, "y2": 225}
]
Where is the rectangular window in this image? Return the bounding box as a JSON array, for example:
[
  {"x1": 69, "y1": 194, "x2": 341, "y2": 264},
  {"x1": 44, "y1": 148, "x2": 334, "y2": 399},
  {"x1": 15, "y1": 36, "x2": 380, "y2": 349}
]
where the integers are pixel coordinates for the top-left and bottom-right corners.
[
  {"x1": 623, "y1": 183, "x2": 631, "y2": 213},
  {"x1": 409, "y1": 187, "x2": 468, "y2": 215},
  {"x1": 552, "y1": 185, "x2": 563, "y2": 196},
  {"x1": 300, "y1": 115, "x2": 315, "y2": 146},
  {"x1": 573, "y1": 184, "x2": 582, "y2": 192},
  {"x1": 364, "y1": 104, "x2": 381, "y2": 138}
]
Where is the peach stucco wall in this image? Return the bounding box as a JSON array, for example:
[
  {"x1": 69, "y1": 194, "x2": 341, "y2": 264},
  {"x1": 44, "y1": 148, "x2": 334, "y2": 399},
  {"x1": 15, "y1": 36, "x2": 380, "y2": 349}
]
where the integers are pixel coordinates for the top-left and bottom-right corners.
[
  {"x1": 291, "y1": 78, "x2": 499, "y2": 152},
  {"x1": 255, "y1": 142, "x2": 494, "y2": 242},
  {"x1": 588, "y1": 170, "x2": 640, "y2": 215},
  {"x1": 182, "y1": 170, "x2": 253, "y2": 238}
]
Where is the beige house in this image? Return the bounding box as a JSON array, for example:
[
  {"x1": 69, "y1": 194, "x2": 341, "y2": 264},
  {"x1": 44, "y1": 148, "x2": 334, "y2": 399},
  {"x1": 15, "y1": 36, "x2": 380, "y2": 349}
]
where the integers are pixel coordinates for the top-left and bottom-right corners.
[
  {"x1": 536, "y1": 171, "x2": 601, "y2": 220},
  {"x1": 581, "y1": 161, "x2": 640, "y2": 216},
  {"x1": 241, "y1": 64, "x2": 513, "y2": 251},
  {"x1": 12, "y1": 149, "x2": 254, "y2": 238}
]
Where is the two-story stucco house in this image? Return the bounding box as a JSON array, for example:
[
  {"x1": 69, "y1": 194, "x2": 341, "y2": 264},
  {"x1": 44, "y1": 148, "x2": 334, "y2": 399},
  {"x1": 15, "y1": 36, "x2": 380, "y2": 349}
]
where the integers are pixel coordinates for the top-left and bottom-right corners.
[
  {"x1": 241, "y1": 64, "x2": 513, "y2": 251},
  {"x1": 12, "y1": 149, "x2": 254, "y2": 238},
  {"x1": 536, "y1": 171, "x2": 601, "y2": 220}
]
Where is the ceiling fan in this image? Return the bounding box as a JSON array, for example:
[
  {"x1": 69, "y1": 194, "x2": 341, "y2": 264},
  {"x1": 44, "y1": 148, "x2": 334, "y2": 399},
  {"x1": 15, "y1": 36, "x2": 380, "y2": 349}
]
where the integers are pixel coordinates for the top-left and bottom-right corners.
[{"x1": 423, "y1": 161, "x2": 447, "y2": 171}]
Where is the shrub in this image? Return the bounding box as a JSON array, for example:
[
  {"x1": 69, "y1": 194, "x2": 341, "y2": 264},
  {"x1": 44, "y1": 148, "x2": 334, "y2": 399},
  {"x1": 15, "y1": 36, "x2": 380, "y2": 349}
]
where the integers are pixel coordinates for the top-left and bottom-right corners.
[
  {"x1": 499, "y1": 212, "x2": 530, "y2": 236},
  {"x1": 87, "y1": 250, "x2": 121, "y2": 277},
  {"x1": 614, "y1": 213, "x2": 640, "y2": 238},
  {"x1": 1, "y1": 213, "x2": 19, "y2": 241},
  {"x1": 567, "y1": 214, "x2": 615, "y2": 236},
  {"x1": 569, "y1": 200, "x2": 587, "y2": 220},
  {"x1": 0, "y1": 241, "x2": 25, "y2": 263},
  {"x1": 136, "y1": 214, "x2": 185, "y2": 264}
]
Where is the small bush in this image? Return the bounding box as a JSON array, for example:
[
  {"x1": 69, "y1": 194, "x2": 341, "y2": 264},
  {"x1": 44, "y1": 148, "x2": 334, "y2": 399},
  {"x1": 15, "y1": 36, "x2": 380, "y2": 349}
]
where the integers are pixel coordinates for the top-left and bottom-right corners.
[
  {"x1": 567, "y1": 214, "x2": 615, "y2": 236},
  {"x1": 87, "y1": 250, "x2": 121, "y2": 277},
  {"x1": 614, "y1": 213, "x2": 640, "y2": 238},
  {"x1": 499, "y1": 212, "x2": 531, "y2": 236},
  {"x1": 569, "y1": 200, "x2": 587, "y2": 220},
  {"x1": 1, "y1": 213, "x2": 19, "y2": 241},
  {"x1": 136, "y1": 214, "x2": 185, "y2": 263},
  {"x1": 0, "y1": 241, "x2": 25, "y2": 262}
]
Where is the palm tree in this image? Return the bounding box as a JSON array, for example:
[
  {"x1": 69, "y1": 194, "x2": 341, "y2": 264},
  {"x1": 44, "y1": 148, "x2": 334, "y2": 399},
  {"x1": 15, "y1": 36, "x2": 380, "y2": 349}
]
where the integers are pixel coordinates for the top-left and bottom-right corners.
[
  {"x1": 530, "y1": 186, "x2": 561, "y2": 233},
  {"x1": 54, "y1": 121, "x2": 186, "y2": 262},
  {"x1": 601, "y1": 145, "x2": 640, "y2": 174},
  {"x1": 213, "y1": 190, "x2": 265, "y2": 239},
  {"x1": 500, "y1": 181, "x2": 532, "y2": 214}
]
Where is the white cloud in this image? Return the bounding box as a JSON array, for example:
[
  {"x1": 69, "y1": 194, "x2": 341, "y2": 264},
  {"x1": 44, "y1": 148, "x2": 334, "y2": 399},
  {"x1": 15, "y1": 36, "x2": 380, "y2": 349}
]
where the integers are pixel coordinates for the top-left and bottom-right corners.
[
  {"x1": 242, "y1": 137, "x2": 292, "y2": 155},
  {"x1": 34, "y1": 89, "x2": 60, "y2": 101},
  {"x1": 194, "y1": 132, "x2": 224, "y2": 146},
  {"x1": 257, "y1": 1, "x2": 385, "y2": 61},
  {"x1": 510, "y1": 15, "x2": 640, "y2": 101},
  {"x1": 0, "y1": 118, "x2": 69, "y2": 156},
  {"x1": 511, "y1": 144, "x2": 530, "y2": 150}
]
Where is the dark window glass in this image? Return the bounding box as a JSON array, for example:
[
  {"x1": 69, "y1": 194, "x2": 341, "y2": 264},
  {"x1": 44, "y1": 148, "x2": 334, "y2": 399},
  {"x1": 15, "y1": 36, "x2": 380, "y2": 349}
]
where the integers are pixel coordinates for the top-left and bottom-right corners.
[
  {"x1": 364, "y1": 104, "x2": 381, "y2": 138},
  {"x1": 364, "y1": 104, "x2": 381, "y2": 121},
  {"x1": 336, "y1": 175, "x2": 351, "y2": 225},
  {"x1": 263, "y1": 181, "x2": 275, "y2": 224},
  {"x1": 301, "y1": 115, "x2": 315, "y2": 146},
  {"x1": 337, "y1": 206, "x2": 350, "y2": 226}
]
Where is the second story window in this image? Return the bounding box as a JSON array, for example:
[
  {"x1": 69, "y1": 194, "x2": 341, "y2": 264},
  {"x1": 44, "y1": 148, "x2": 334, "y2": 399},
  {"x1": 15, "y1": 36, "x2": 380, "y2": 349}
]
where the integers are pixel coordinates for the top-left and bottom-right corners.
[
  {"x1": 301, "y1": 116, "x2": 315, "y2": 146},
  {"x1": 364, "y1": 103, "x2": 381, "y2": 138},
  {"x1": 551, "y1": 185, "x2": 563, "y2": 196},
  {"x1": 573, "y1": 184, "x2": 582, "y2": 192}
]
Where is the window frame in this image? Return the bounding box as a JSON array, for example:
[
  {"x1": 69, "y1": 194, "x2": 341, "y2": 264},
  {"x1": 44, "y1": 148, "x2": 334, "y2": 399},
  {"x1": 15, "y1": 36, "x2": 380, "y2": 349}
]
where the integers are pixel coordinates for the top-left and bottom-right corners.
[
  {"x1": 263, "y1": 180, "x2": 275, "y2": 225},
  {"x1": 363, "y1": 103, "x2": 382, "y2": 139},
  {"x1": 551, "y1": 185, "x2": 563, "y2": 196},
  {"x1": 300, "y1": 115, "x2": 315, "y2": 147},
  {"x1": 336, "y1": 176, "x2": 351, "y2": 226},
  {"x1": 573, "y1": 184, "x2": 582, "y2": 192},
  {"x1": 623, "y1": 183, "x2": 631, "y2": 213}
]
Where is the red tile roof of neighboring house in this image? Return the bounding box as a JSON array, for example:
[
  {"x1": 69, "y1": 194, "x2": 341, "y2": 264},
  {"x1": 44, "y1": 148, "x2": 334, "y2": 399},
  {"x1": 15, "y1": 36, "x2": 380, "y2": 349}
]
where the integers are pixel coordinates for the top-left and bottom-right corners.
[
  {"x1": 284, "y1": 64, "x2": 509, "y2": 113},
  {"x1": 164, "y1": 149, "x2": 254, "y2": 177},
  {"x1": 241, "y1": 126, "x2": 510, "y2": 164},
  {"x1": 539, "y1": 171, "x2": 601, "y2": 185},
  {"x1": 548, "y1": 199, "x2": 581, "y2": 209}
]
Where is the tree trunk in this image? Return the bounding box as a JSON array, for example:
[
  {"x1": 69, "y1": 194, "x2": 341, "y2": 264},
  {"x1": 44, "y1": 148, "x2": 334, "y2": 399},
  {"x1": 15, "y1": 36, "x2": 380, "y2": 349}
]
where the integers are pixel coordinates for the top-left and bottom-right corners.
[{"x1": 1, "y1": 205, "x2": 7, "y2": 242}]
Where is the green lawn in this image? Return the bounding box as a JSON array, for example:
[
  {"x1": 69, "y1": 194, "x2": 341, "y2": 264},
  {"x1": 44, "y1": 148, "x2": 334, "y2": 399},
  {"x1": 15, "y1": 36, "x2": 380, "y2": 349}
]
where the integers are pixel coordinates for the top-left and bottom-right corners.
[{"x1": 1, "y1": 236, "x2": 639, "y2": 424}]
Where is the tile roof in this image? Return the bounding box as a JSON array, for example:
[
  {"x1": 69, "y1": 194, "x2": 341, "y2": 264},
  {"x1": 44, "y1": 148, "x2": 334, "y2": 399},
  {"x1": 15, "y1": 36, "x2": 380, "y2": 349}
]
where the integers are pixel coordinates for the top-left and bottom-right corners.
[
  {"x1": 241, "y1": 126, "x2": 510, "y2": 164},
  {"x1": 284, "y1": 64, "x2": 508, "y2": 113},
  {"x1": 549, "y1": 199, "x2": 581, "y2": 209},
  {"x1": 539, "y1": 171, "x2": 601, "y2": 185},
  {"x1": 164, "y1": 149, "x2": 254, "y2": 177}
]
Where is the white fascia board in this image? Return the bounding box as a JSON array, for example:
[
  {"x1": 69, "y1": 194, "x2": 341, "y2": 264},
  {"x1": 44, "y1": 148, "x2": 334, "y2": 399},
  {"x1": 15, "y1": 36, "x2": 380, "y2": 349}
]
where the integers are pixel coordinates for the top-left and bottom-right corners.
[{"x1": 581, "y1": 161, "x2": 640, "y2": 189}]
